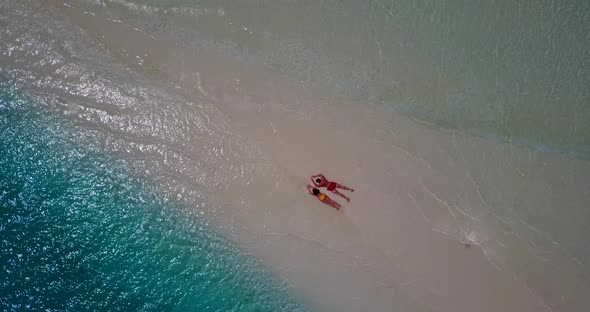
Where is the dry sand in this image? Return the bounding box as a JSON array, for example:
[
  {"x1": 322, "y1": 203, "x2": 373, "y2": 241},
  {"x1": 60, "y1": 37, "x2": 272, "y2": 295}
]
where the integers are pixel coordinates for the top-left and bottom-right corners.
[{"x1": 46, "y1": 2, "x2": 590, "y2": 311}]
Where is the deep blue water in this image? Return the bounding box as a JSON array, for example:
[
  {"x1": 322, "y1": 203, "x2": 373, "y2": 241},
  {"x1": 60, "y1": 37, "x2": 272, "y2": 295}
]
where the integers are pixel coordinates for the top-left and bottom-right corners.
[{"x1": 0, "y1": 85, "x2": 307, "y2": 311}]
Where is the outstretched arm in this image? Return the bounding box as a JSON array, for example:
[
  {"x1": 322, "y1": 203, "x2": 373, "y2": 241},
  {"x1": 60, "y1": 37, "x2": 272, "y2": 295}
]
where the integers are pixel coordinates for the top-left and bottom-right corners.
[
  {"x1": 306, "y1": 184, "x2": 315, "y2": 195},
  {"x1": 311, "y1": 174, "x2": 327, "y2": 187}
]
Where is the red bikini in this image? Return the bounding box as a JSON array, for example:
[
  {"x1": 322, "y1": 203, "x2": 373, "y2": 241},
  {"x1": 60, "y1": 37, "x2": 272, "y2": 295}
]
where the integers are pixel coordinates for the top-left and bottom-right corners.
[{"x1": 310, "y1": 173, "x2": 354, "y2": 203}]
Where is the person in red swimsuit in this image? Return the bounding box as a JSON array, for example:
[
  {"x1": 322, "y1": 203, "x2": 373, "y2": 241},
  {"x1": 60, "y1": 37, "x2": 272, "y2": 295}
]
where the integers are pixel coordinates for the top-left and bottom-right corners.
[
  {"x1": 307, "y1": 184, "x2": 341, "y2": 210},
  {"x1": 311, "y1": 173, "x2": 354, "y2": 202}
]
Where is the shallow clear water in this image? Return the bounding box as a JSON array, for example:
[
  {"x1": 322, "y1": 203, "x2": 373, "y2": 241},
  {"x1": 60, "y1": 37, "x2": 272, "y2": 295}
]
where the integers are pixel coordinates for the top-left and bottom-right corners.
[
  {"x1": 134, "y1": 0, "x2": 589, "y2": 157},
  {"x1": 0, "y1": 85, "x2": 307, "y2": 311}
]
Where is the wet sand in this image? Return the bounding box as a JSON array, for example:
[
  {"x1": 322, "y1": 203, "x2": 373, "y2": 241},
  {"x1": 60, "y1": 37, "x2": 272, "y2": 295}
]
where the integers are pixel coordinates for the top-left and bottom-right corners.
[{"x1": 38, "y1": 2, "x2": 590, "y2": 311}]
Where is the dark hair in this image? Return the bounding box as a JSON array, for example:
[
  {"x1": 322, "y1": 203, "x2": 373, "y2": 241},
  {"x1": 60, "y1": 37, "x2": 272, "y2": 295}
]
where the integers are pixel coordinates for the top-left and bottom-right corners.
[
  {"x1": 312, "y1": 188, "x2": 320, "y2": 196},
  {"x1": 315, "y1": 178, "x2": 321, "y2": 183}
]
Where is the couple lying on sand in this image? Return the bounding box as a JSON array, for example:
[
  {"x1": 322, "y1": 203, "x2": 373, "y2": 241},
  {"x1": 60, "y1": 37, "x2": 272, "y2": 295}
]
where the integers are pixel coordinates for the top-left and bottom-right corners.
[{"x1": 307, "y1": 174, "x2": 354, "y2": 210}]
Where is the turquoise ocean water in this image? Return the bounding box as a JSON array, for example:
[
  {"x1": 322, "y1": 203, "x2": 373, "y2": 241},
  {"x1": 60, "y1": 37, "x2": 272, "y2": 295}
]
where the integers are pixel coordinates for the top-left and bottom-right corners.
[{"x1": 0, "y1": 84, "x2": 307, "y2": 311}]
